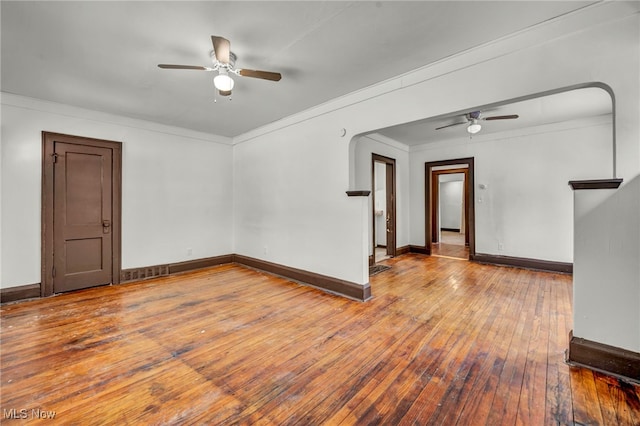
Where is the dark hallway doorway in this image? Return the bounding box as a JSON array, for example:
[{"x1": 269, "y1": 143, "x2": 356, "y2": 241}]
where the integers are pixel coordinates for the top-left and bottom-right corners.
[{"x1": 425, "y1": 157, "x2": 475, "y2": 259}]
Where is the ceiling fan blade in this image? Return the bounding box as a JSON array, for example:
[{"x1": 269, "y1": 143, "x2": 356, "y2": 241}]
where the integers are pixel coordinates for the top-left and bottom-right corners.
[
  {"x1": 158, "y1": 64, "x2": 213, "y2": 71},
  {"x1": 238, "y1": 68, "x2": 282, "y2": 82},
  {"x1": 211, "y1": 36, "x2": 230, "y2": 64},
  {"x1": 483, "y1": 114, "x2": 519, "y2": 121},
  {"x1": 435, "y1": 121, "x2": 468, "y2": 130},
  {"x1": 219, "y1": 90, "x2": 232, "y2": 97}
]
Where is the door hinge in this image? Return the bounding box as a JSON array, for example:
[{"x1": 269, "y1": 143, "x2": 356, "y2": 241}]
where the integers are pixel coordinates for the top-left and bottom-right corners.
[
  {"x1": 52, "y1": 153, "x2": 59, "y2": 163},
  {"x1": 52, "y1": 266, "x2": 56, "y2": 278}
]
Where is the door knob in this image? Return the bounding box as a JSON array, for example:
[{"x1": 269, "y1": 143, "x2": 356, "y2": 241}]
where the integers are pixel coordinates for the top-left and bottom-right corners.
[{"x1": 103, "y1": 220, "x2": 111, "y2": 234}]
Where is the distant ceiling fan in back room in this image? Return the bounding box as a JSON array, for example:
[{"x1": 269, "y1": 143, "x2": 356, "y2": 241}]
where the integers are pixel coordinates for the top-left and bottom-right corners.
[
  {"x1": 158, "y1": 35, "x2": 282, "y2": 98},
  {"x1": 435, "y1": 110, "x2": 519, "y2": 135}
]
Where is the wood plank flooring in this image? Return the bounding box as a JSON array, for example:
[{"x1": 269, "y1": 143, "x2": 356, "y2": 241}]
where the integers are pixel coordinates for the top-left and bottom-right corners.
[
  {"x1": 430, "y1": 242, "x2": 469, "y2": 260},
  {"x1": 431, "y1": 231, "x2": 469, "y2": 259},
  {"x1": 2, "y1": 254, "x2": 639, "y2": 425}
]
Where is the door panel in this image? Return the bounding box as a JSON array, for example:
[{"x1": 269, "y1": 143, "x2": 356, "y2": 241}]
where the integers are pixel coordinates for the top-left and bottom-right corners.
[
  {"x1": 65, "y1": 239, "x2": 103, "y2": 274},
  {"x1": 385, "y1": 162, "x2": 396, "y2": 257},
  {"x1": 372, "y1": 154, "x2": 396, "y2": 262},
  {"x1": 54, "y1": 142, "x2": 113, "y2": 293}
]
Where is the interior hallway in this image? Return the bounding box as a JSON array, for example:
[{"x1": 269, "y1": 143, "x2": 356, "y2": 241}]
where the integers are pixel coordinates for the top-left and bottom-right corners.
[{"x1": 431, "y1": 230, "x2": 470, "y2": 260}]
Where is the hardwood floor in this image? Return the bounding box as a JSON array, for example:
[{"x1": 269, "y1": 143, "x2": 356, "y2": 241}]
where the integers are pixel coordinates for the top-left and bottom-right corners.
[
  {"x1": 440, "y1": 230, "x2": 466, "y2": 246},
  {"x1": 2, "y1": 255, "x2": 639, "y2": 425},
  {"x1": 431, "y1": 231, "x2": 469, "y2": 259}
]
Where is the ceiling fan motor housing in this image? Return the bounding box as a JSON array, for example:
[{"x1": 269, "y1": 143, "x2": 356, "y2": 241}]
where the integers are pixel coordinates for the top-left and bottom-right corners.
[{"x1": 211, "y1": 50, "x2": 237, "y2": 69}]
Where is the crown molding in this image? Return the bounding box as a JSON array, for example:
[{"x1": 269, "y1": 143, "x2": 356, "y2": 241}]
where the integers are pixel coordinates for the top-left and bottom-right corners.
[{"x1": 1, "y1": 92, "x2": 233, "y2": 146}]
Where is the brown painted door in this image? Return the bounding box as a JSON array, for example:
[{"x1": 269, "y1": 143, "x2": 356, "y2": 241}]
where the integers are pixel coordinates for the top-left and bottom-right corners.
[
  {"x1": 53, "y1": 142, "x2": 113, "y2": 292},
  {"x1": 385, "y1": 162, "x2": 396, "y2": 257}
]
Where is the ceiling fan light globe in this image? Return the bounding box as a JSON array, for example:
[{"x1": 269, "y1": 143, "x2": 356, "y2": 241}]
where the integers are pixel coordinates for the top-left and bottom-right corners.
[
  {"x1": 467, "y1": 123, "x2": 482, "y2": 134},
  {"x1": 214, "y1": 74, "x2": 234, "y2": 91}
]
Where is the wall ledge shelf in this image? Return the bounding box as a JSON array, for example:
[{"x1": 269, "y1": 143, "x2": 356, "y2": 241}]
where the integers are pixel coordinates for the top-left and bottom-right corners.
[
  {"x1": 346, "y1": 190, "x2": 371, "y2": 197},
  {"x1": 568, "y1": 179, "x2": 623, "y2": 190}
]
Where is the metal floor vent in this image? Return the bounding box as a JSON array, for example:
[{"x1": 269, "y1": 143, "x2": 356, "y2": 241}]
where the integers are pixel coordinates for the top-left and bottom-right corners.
[
  {"x1": 369, "y1": 264, "x2": 391, "y2": 276},
  {"x1": 121, "y1": 265, "x2": 170, "y2": 282}
]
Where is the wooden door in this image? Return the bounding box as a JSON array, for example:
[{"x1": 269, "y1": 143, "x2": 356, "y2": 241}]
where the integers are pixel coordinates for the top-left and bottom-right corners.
[
  {"x1": 385, "y1": 162, "x2": 396, "y2": 257},
  {"x1": 42, "y1": 132, "x2": 122, "y2": 295},
  {"x1": 372, "y1": 154, "x2": 396, "y2": 260}
]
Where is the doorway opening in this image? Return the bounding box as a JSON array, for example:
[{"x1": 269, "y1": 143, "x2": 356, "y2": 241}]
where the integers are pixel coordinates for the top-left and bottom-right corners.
[
  {"x1": 42, "y1": 132, "x2": 122, "y2": 296},
  {"x1": 372, "y1": 154, "x2": 396, "y2": 264},
  {"x1": 425, "y1": 158, "x2": 475, "y2": 260}
]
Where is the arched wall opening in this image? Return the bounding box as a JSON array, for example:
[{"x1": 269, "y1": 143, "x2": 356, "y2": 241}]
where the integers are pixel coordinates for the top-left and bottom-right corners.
[
  {"x1": 349, "y1": 82, "x2": 616, "y2": 188},
  {"x1": 348, "y1": 84, "x2": 615, "y2": 266}
]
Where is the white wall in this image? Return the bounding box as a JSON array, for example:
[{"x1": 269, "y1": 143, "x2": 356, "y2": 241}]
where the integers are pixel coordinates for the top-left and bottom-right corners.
[
  {"x1": 439, "y1": 178, "x2": 463, "y2": 231},
  {"x1": 1, "y1": 94, "x2": 234, "y2": 288},
  {"x1": 234, "y1": 4, "x2": 639, "y2": 351},
  {"x1": 409, "y1": 117, "x2": 613, "y2": 263}
]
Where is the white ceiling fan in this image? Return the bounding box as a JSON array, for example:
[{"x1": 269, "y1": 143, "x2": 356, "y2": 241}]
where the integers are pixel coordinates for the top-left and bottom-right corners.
[
  {"x1": 158, "y1": 35, "x2": 281, "y2": 97},
  {"x1": 436, "y1": 110, "x2": 519, "y2": 134}
]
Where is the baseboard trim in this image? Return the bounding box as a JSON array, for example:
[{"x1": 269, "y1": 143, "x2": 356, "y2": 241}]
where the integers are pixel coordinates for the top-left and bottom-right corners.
[
  {"x1": 409, "y1": 245, "x2": 429, "y2": 255},
  {"x1": 233, "y1": 254, "x2": 371, "y2": 302},
  {"x1": 1, "y1": 283, "x2": 41, "y2": 304},
  {"x1": 169, "y1": 255, "x2": 234, "y2": 275},
  {"x1": 396, "y1": 245, "x2": 410, "y2": 256},
  {"x1": 567, "y1": 330, "x2": 640, "y2": 383},
  {"x1": 121, "y1": 255, "x2": 234, "y2": 282},
  {"x1": 121, "y1": 264, "x2": 170, "y2": 282},
  {"x1": 470, "y1": 253, "x2": 572, "y2": 274},
  {"x1": 6, "y1": 254, "x2": 369, "y2": 303},
  {"x1": 441, "y1": 227, "x2": 460, "y2": 233}
]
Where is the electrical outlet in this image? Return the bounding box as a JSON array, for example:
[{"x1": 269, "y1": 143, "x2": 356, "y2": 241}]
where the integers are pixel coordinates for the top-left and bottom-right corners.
[
  {"x1": 263, "y1": 246, "x2": 268, "y2": 255},
  {"x1": 187, "y1": 248, "x2": 193, "y2": 256},
  {"x1": 498, "y1": 242, "x2": 504, "y2": 251}
]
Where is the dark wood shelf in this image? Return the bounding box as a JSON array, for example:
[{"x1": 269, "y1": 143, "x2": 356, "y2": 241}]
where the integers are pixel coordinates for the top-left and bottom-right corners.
[
  {"x1": 346, "y1": 190, "x2": 371, "y2": 197},
  {"x1": 568, "y1": 179, "x2": 623, "y2": 190}
]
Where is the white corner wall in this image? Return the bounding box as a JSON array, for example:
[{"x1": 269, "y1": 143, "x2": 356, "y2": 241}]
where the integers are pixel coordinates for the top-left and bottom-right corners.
[
  {"x1": 232, "y1": 117, "x2": 370, "y2": 284},
  {"x1": 0, "y1": 94, "x2": 234, "y2": 289}
]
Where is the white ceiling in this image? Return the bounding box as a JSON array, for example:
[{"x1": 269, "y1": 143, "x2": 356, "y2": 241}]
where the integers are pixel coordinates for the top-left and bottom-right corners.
[
  {"x1": 1, "y1": 1, "x2": 598, "y2": 138},
  {"x1": 375, "y1": 87, "x2": 613, "y2": 146}
]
